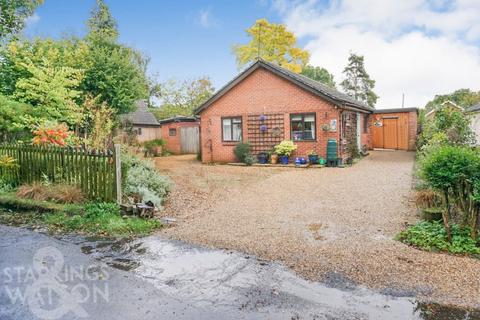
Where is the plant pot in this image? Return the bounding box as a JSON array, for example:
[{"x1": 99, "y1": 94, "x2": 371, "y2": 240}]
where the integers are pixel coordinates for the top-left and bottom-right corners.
[
  {"x1": 257, "y1": 152, "x2": 268, "y2": 164},
  {"x1": 270, "y1": 154, "x2": 278, "y2": 164},
  {"x1": 279, "y1": 155, "x2": 289, "y2": 165},
  {"x1": 308, "y1": 155, "x2": 318, "y2": 163}
]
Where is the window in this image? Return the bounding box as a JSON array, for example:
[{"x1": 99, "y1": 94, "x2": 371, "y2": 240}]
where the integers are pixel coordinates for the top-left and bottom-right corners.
[
  {"x1": 169, "y1": 128, "x2": 176, "y2": 136},
  {"x1": 290, "y1": 113, "x2": 316, "y2": 141},
  {"x1": 136, "y1": 127, "x2": 142, "y2": 135},
  {"x1": 363, "y1": 115, "x2": 369, "y2": 133},
  {"x1": 222, "y1": 117, "x2": 242, "y2": 142}
]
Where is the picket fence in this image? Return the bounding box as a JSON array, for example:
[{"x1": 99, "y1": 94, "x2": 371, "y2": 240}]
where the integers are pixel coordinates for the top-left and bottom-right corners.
[{"x1": 0, "y1": 144, "x2": 121, "y2": 202}]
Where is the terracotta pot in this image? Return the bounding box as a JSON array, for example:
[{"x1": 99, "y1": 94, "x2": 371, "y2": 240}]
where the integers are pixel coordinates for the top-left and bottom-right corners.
[{"x1": 270, "y1": 154, "x2": 278, "y2": 164}]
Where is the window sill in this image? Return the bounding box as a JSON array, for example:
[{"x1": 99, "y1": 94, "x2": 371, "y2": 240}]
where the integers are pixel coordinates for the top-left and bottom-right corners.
[{"x1": 222, "y1": 141, "x2": 240, "y2": 146}]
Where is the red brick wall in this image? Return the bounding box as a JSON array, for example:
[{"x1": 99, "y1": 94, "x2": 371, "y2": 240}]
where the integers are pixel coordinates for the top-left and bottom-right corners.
[
  {"x1": 360, "y1": 113, "x2": 373, "y2": 150},
  {"x1": 198, "y1": 67, "x2": 366, "y2": 163},
  {"x1": 408, "y1": 111, "x2": 418, "y2": 151},
  {"x1": 161, "y1": 121, "x2": 199, "y2": 154}
]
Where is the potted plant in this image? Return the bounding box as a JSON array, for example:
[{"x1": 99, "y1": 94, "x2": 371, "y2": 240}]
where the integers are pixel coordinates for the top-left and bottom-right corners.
[
  {"x1": 270, "y1": 153, "x2": 278, "y2": 164},
  {"x1": 257, "y1": 152, "x2": 268, "y2": 164},
  {"x1": 274, "y1": 140, "x2": 297, "y2": 165},
  {"x1": 307, "y1": 150, "x2": 319, "y2": 163}
]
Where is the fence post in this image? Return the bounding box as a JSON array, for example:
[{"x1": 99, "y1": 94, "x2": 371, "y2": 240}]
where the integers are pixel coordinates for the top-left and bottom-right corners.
[{"x1": 114, "y1": 144, "x2": 122, "y2": 204}]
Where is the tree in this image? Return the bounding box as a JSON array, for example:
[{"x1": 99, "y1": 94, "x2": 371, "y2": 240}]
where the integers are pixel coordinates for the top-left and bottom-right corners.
[
  {"x1": 81, "y1": 40, "x2": 148, "y2": 114},
  {"x1": 82, "y1": 95, "x2": 114, "y2": 149},
  {"x1": 150, "y1": 77, "x2": 214, "y2": 119},
  {"x1": 0, "y1": 94, "x2": 36, "y2": 139},
  {"x1": 340, "y1": 53, "x2": 378, "y2": 108},
  {"x1": 83, "y1": 0, "x2": 148, "y2": 114},
  {"x1": 419, "y1": 106, "x2": 475, "y2": 149},
  {"x1": 87, "y1": 0, "x2": 118, "y2": 41},
  {"x1": 425, "y1": 89, "x2": 480, "y2": 111},
  {"x1": 233, "y1": 18, "x2": 309, "y2": 73},
  {"x1": 301, "y1": 65, "x2": 336, "y2": 88},
  {"x1": 0, "y1": 0, "x2": 43, "y2": 42},
  {"x1": 0, "y1": 38, "x2": 90, "y2": 96},
  {"x1": 14, "y1": 58, "x2": 84, "y2": 126}
]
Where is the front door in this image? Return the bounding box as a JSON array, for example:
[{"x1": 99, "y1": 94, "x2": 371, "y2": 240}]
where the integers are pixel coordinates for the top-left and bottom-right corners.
[{"x1": 383, "y1": 118, "x2": 398, "y2": 149}]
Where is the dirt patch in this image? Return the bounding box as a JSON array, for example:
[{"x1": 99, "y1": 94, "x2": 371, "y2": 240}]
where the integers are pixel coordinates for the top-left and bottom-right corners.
[{"x1": 155, "y1": 152, "x2": 480, "y2": 309}]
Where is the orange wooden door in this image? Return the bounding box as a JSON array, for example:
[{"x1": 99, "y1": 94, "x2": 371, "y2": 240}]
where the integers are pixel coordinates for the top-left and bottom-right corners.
[{"x1": 383, "y1": 118, "x2": 398, "y2": 149}]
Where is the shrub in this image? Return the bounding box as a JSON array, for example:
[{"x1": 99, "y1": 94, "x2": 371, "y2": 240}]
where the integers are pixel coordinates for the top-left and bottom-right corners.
[
  {"x1": 16, "y1": 183, "x2": 85, "y2": 204},
  {"x1": 48, "y1": 184, "x2": 85, "y2": 204},
  {"x1": 144, "y1": 139, "x2": 166, "y2": 157},
  {"x1": 397, "y1": 221, "x2": 479, "y2": 255},
  {"x1": 274, "y1": 140, "x2": 297, "y2": 156},
  {"x1": 32, "y1": 121, "x2": 71, "y2": 146},
  {"x1": 44, "y1": 202, "x2": 160, "y2": 237},
  {"x1": 244, "y1": 154, "x2": 255, "y2": 166},
  {"x1": 420, "y1": 145, "x2": 480, "y2": 240},
  {"x1": 414, "y1": 189, "x2": 442, "y2": 209},
  {"x1": 17, "y1": 182, "x2": 49, "y2": 201},
  {"x1": 121, "y1": 152, "x2": 171, "y2": 209},
  {"x1": 234, "y1": 142, "x2": 251, "y2": 162}
]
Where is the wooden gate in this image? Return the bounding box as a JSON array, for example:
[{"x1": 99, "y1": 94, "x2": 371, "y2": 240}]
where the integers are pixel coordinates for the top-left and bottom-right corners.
[{"x1": 180, "y1": 126, "x2": 199, "y2": 154}]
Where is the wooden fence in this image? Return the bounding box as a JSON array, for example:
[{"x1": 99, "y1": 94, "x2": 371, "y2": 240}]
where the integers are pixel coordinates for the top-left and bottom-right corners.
[{"x1": 0, "y1": 144, "x2": 120, "y2": 202}]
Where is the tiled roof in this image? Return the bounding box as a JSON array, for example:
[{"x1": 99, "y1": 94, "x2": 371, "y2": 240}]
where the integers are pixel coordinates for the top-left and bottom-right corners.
[
  {"x1": 195, "y1": 60, "x2": 373, "y2": 115},
  {"x1": 467, "y1": 103, "x2": 480, "y2": 113},
  {"x1": 119, "y1": 100, "x2": 160, "y2": 126}
]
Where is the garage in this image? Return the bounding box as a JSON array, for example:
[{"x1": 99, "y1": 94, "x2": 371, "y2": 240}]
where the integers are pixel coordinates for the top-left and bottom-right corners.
[{"x1": 372, "y1": 108, "x2": 418, "y2": 151}]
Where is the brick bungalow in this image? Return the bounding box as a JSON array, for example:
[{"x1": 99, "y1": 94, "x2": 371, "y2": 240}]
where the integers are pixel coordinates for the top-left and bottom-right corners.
[{"x1": 195, "y1": 60, "x2": 376, "y2": 163}]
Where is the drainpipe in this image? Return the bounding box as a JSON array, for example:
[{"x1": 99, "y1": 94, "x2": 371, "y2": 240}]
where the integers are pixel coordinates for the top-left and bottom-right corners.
[{"x1": 356, "y1": 112, "x2": 361, "y2": 151}]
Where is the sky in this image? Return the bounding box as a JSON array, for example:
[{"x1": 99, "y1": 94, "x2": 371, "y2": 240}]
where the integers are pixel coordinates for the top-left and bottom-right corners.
[{"x1": 24, "y1": 0, "x2": 480, "y2": 109}]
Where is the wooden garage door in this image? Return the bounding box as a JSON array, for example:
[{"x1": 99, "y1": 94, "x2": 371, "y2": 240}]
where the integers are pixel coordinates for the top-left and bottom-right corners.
[
  {"x1": 383, "y1": 118, "x2": 398, "y2": 149},
  {"x1": 372, "y1": 113, "x2": 409, "y2": 150}
]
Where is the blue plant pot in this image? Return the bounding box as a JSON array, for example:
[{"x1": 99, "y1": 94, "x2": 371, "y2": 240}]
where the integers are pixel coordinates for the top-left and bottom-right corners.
[
  {"x1": 257, "y1": 153, "x2": 268, "y2": 164},
  {"x1": 308, "y1": 155, "x2": 318, "y2": 163},
  {"x1": 279, "y1": 155, "x2": 289, "y2": 165}
]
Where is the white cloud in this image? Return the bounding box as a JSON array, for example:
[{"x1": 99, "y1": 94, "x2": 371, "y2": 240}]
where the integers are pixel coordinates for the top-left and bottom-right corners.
[
  {"x1": 25, "y1": 13, "x2": 40, "y2": 27},
  {"x1": 197, "y1": 8, "x2": 216, "y2": 29},
  {"x1": 274, "y1": 0, "x2": 480, "y2": 108}
]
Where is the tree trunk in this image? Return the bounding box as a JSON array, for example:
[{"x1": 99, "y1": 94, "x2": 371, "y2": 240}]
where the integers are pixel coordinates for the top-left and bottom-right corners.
[
  {"x1": 471, "y1": 208, "x2": 479, "y2": 240},
  {"x1": 443, "y1": 191, "x2": 452, "y2": 242}
]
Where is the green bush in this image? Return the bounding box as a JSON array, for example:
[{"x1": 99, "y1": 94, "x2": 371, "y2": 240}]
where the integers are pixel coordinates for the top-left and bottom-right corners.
[
  {"x1": 420, "y1": 145, "x2": 480, "y2": 240},
  {"x1": 44, "y1": 202, "x2": 160, "y2": 236},
  {"x1": 397, "y1": 221, "x2": 479, "y2": 255},
  {"x1": 244, "y1": 154, "x2": 255, "y2": 166},
  {"x1": 121, "y1": 152, "x2": 171, "y2": 209},
  {"x1": 274, "y1": 140, "x2": 297, "y2": 156},
  {"x1": 234, "y1": 142, "x2": 251, "y2": 163},
  {"x1": 144, "y1": 139, "x2": 166, "y2": 157}
]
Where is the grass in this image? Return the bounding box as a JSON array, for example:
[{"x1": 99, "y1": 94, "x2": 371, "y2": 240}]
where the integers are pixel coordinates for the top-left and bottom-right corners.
[
  {"x1": 397, "y1": 220, "x2": 480, "y2": 255},
  {"x1": 0, "y1": 193, "x2": 161, "y2": 237}
]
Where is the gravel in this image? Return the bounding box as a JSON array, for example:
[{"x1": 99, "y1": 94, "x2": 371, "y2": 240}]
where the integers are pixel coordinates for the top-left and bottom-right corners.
[{"x1": 155, "y1": 152, "x2": 480, "y2": 309}]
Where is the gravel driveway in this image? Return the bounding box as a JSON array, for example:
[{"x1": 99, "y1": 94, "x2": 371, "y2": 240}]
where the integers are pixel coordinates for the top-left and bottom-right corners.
[{"x1": 156, "y1": 151, "x2": 480, "y2": 309}]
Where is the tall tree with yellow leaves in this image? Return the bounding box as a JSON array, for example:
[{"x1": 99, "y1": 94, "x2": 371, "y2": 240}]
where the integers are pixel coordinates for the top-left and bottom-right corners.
[{"x1": 233, "y1": 18, "x2": 309, "y2": 73}]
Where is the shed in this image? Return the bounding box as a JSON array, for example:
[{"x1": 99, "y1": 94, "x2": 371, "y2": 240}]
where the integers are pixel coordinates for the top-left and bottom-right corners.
[
  {"x1": 119, "y1": 100, "x2": 161, "y2": 143},
  {"x1": 372, "y1": 108, "x2": 418, "y2": 150},
  {"x1": 159, "y1": 116, "x2": 200, "y2": 154}
]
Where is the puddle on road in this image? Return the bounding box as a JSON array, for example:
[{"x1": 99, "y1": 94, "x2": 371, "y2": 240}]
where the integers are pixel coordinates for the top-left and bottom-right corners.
[{"x1": 77, "y1": 235, "x2": 480, "y2": 320}]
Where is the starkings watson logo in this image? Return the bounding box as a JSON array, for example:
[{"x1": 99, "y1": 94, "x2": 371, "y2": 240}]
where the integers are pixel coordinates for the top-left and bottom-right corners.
[{"x1": 2, "y1": 246, "x2": 109, "y2": 319}]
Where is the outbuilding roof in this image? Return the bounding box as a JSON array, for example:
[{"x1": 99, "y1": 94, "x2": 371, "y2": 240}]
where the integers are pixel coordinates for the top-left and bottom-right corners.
[
  {"x1": 374, "y1": 108, "x2": 418, "y2": 114},
  {"x1": 158, "y1": 115, "x2": 198, "y2": 124},
  {"x1": 120, "y1": 100, "x2": 160, "y2": 126},
  {"x1": 194, "y1": 60, "x2": 373, "y2": 115},
  {"x1": 467, "y1": 103, "x2": 480, "y2": 113}
]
